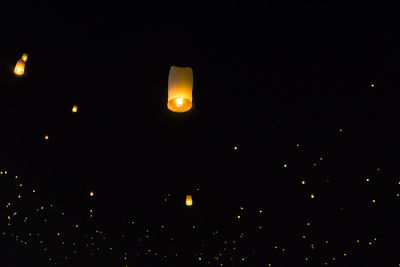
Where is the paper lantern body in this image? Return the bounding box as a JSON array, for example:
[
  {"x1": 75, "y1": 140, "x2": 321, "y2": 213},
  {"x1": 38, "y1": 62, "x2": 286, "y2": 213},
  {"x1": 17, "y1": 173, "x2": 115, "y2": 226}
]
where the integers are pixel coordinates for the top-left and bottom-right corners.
[
  {"x1": 14, "y1": 59, "x2": 26, "y2": 76},
  {"x1": 72, "y1": 105, "x2": 78, "y2": 113},
  {"x1": 167, "y1": 66, "x2": 193, "y2": 112},
  {"x1": 21, "y1": 53, "x2": 28, "y2": 62},
  {"x1": 186, "y1": 195, "x2": 193, "y2": 206}
]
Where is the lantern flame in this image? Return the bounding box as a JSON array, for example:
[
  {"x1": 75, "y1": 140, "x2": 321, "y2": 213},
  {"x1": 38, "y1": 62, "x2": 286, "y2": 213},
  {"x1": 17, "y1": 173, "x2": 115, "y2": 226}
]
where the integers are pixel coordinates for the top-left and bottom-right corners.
[{"x1": 176, "y1": 97, "x2": 183, "y2": 108}]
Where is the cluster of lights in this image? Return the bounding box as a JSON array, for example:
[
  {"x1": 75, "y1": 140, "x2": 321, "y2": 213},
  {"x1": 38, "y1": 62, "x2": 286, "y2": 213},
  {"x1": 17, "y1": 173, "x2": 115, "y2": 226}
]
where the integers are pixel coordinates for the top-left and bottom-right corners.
[
  {"x1": 4, "y1": 53, "x2": 391, "y2": 266},
  {"x1": 0, "y1": 144, "x2": 388, "y2": 267}
]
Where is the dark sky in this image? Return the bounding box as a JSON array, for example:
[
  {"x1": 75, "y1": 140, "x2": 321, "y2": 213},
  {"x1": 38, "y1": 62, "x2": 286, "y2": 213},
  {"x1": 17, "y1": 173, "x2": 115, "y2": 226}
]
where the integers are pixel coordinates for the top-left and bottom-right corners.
[{"x1": 1, "y1": 1, "x2": 400, "y2": 266}]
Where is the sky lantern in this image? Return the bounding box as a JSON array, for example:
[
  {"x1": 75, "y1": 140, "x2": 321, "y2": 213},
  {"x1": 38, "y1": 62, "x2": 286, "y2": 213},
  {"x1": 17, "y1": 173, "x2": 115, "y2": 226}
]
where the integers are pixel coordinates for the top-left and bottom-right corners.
[
  {"x1": 167, "y1": 66, "x2": 193, "y2": 112},
  {"x1": 72, "y1": 105, "x2": 78, "y2": 113},
  {"x1": 14, "y1": 53, "x2": 28, "y2": 76},
  {"x1": 186, "y1": 195, "x2": 193, "y2": 206}
]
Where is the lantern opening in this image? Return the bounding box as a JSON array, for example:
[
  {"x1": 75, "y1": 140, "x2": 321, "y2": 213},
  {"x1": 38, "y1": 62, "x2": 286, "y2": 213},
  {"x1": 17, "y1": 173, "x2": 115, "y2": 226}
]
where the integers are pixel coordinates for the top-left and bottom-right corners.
[{"x1": 168, "y1": 97, "x2": 192, "y2": 112}]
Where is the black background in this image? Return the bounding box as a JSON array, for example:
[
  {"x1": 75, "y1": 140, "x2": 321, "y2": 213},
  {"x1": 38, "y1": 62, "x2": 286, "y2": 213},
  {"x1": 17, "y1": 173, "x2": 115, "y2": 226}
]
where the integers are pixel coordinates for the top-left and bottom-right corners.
[{"x1": 1, "y1": 1, "x2": 400, "y2": 266}]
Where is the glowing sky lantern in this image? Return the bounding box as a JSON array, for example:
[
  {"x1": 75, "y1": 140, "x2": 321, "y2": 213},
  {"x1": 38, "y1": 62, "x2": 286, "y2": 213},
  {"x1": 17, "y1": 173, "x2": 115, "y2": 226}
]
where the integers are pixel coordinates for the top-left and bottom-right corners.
[
  {"x1": 72, "y1": 105, "x2": 78, "y2": 113},
  {"x1": 186, "y1": 195, "x2": 193, "y2": 206},
  {"x1": 167, "y1": 66, "x2": 193, "y2": 112},
  {"x1": 14, "y1": 53, "x2": 28, "y2": 76}
]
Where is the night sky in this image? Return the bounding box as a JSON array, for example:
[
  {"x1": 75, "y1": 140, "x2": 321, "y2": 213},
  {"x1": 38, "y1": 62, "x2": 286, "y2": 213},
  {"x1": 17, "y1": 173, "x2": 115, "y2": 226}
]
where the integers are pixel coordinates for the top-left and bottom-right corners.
[{"x1": 1, "y1": 1, "x2": 400, "y2": 266}]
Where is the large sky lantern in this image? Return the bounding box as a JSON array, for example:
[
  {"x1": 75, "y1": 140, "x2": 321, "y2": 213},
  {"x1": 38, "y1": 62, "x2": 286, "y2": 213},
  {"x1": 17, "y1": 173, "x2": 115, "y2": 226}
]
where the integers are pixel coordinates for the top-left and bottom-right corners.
[
  {"x1": 14, "y1": 53, "x2": 28, "y2": 76},
  {"x1": 167, "y1": 66, "x2": 193, "y2": 113}
]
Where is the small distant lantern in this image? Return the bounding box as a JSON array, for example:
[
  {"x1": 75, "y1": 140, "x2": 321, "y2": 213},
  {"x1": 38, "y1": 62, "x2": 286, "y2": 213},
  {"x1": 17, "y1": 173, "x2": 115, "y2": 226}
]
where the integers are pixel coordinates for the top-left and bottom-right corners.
[
  {"x1": 90, "y1": 191, "x2": 94, "y2": 197},
  {"x1": 167, "y1": 66, "x2": 193, "y2": 112},
  {"x1": 186, "y1": 195, "x2": 193, "y2": 206},
  {"x1": 44, "y1": 135, "x2": 49, "y2": 140},
  {"x1": 72, "y1": 105, "x2": 78, "y2": 113},
  {"x1": 14, "y1": 60, "x2": 25, "y2": 76},
  {"x1": 14, "y1": 53, "x2": 28, "y2": 76}
]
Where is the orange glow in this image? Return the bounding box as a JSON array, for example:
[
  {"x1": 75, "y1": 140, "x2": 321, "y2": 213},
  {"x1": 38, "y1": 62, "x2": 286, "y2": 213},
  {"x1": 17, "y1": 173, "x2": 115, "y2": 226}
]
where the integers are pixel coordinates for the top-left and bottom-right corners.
[
  {"x1": 72, "y1": 105, "x2": 78, "y2": 113},
  {"x1": 167, "y1": 66, "x2": 193, "y2": 112},
  {"x1": 14, "y1": 60, "x2": 25, "y2": 76},
  {"x1": 90, "y1": 191, "x2": 94, "y2": 197},
  {"x1": 186, "y1": 195, "x2": 193, "y2": 206},
  {"x1": 14, "y1": 53, "x2": 28, "y2": 76}
]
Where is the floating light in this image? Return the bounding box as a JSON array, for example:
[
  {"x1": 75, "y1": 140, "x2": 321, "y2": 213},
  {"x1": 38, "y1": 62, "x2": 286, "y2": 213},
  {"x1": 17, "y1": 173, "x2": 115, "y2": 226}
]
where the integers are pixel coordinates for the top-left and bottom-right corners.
[
  {"x1": 167, "y1": 66, "x2": 193, "y2": 112},
  {"x1": 14, "y1": 59, "x2": 26, "y2": 76},
  {"x1": 186, "y1": 195, "x2": 193, "y2": 206},
  {"x1": 72, "y1": 105, "x2": 78, "y2": 113}
]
